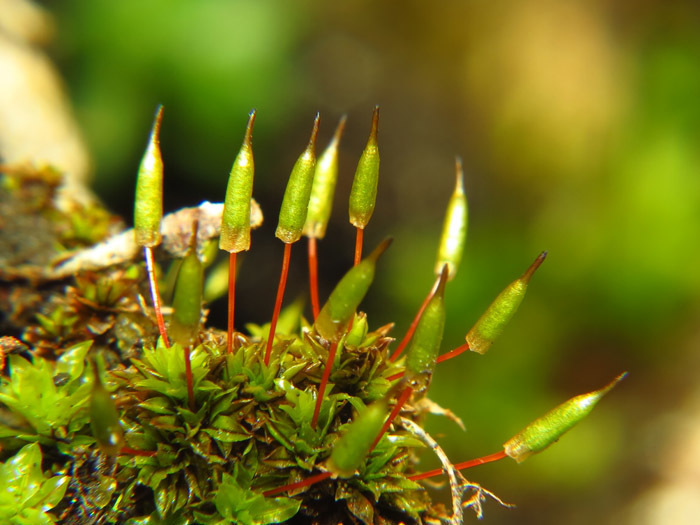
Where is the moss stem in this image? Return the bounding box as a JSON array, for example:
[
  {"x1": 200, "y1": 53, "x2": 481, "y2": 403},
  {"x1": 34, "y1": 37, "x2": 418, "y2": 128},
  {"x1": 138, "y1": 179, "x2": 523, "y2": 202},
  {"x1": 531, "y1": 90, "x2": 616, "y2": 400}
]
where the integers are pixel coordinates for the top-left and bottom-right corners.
[{"x1": 265, "y1": 242, "x2": 292, "y2": 365}]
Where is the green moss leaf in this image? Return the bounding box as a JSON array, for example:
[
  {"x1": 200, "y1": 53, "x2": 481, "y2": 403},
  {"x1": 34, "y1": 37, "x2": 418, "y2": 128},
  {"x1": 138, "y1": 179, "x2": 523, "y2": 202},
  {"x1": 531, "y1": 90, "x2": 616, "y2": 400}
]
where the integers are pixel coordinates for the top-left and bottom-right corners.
[
  {"x1": 215, "y1": 473, "x2": 300, "y2": 525},
  {"x1": 0, "y1": 443, "x2": 68, "y2": 523}
]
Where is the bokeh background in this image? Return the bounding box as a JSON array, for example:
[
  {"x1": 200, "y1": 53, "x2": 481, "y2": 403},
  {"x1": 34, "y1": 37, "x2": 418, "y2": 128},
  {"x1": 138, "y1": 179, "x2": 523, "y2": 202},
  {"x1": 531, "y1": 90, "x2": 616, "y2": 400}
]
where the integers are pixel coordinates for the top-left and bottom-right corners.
[{"x1": 5, "y1": 0, "x2": 700, "y2": 523}]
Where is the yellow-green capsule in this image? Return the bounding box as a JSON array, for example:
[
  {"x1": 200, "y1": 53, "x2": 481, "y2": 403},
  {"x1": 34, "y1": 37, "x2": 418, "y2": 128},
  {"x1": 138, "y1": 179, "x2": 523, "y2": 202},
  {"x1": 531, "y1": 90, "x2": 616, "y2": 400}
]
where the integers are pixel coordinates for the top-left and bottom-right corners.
[
  {"x1": 170, "y1": 224, "x2": 204, "y2": 347},
  {"x1": 466, "y1": 251, "x2": 547, "y2": 354},
  {"x1": 134, "y1": 105, "x2": 165, "y2": 248},
  {"x1": 220, "y1": 110, "x2": 256, "y2": 253},
  {"x1": 404, "y1": 265, "x2": 448, "y2": 393},
  {"x1": 348, "y1": 107, "x2": 380, "y2": 229},
  {"x1": 303, "y1": 115, "x2": 346, "y2": 239},
  {"x1": 326, "y1": 398, "x2": 388, "y2": 478},
  {"x1": 89, "y1": 357, "x2": 124, "y2": 456},
  {"x1": 504, "y1": 372, "x2": 627, "y2": 463},
  {"x1": 314, "y1": 238, "x2": 392, "y2": 343},
  {"x1": 275, "y1": 114, "x2": 320, "y2": 244},
  {"x1": 435, "y1": 158, "x2": 468, "y2": 280}
]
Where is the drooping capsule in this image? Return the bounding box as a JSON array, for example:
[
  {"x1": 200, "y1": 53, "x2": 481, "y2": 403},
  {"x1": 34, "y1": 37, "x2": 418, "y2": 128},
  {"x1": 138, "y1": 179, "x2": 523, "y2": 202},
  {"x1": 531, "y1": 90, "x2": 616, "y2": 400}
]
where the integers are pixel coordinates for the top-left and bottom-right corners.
[
  {"x1": 404, "y1": 265, "x2": 448, "y2": 394},
  {"x1": 169, "y1": 223, "x2": 204, "y2": 347},
  {"x1": 314, "y1": 238, "x2": 392, "y2": 342},
  {"x1": 220, "y1": 110, "x2": 256, "y2": 253},
  {"x1": 503, "y1": 372, "x2": 627, "y2": 463},
  {"x1": 435, "y1": 157, "x2": 468, "y2": 280},
  {"x1": 304, "y1": 115, "x2": 346, "y2": 240},
  {"x1": 275, "y1": 115, "x2": 320, "y2": 244},
  {"x1": 466, "y1": 251, "x2": 547, "y2": 354},
  {"x1": 134, "y1": 105, "x2": 165, "y2": 248},
  {"x1": 326, "y1": 398, "x2": 388, "y2": 478},
  {"x1": 89, "y1": 357, "x2": 125, "y2": 456},
  {"x1": 348, "y1": 107, "x2": 380, "y2": 229}
]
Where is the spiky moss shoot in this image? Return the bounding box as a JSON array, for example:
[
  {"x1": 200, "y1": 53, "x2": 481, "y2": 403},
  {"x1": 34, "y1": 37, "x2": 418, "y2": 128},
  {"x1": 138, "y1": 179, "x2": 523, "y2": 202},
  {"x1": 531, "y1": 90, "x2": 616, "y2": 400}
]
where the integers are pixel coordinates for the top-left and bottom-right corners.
[{"x1": 0, "y1": 113, "x2": 626, "y2": 525}]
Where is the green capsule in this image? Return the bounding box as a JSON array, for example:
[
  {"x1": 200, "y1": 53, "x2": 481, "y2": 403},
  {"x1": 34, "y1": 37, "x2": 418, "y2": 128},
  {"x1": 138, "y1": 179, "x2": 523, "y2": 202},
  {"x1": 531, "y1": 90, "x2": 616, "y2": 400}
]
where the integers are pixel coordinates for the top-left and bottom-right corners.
[
  {"x1": 220, "y1": 110, "x2": 256, "y2": 253},
  {"x1": 348, "y1": 106, "x2": 380, "y2": 229},
  {"x1": 276, "y1": 114, "x2": 320, "y2": 244},
  {"x1": 170, "y1": 224, "x2": 204, "y2": 347},
  {"x1": 134, "y1": 105, "x2": 165, "y2": 248},
  {"x1": 89, "y1": 357, "x2": 124, "y2": 456},
  {"x1": 404, "y1": 265, "x2": 448, "y2": 393},
  {"x1": 466, "y1": 251, "x2": 547, "y2": 354},
  {"x1": 304, "y1": 115, "x2": 346, "y2": 239},
  {"x1": 435, "y1": 157, "x2": 468, "y2": 280},
  {"x1": 326, "y1": 398, "x2": 388, "y2": 478},
  {"x1": 314, "y1": 238, "x2": 392, "y2": 343},
  {"x1": 504, "y1": 372, "x2": 627, "y2": 463}
]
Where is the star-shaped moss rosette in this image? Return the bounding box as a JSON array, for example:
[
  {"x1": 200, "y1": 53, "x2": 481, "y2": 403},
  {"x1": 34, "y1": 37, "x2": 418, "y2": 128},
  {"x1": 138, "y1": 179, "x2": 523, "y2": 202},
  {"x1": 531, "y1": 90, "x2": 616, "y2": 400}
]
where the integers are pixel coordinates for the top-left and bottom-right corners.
[{"x1": 0, "y1": 109, "x2": 626, "y2": 524}]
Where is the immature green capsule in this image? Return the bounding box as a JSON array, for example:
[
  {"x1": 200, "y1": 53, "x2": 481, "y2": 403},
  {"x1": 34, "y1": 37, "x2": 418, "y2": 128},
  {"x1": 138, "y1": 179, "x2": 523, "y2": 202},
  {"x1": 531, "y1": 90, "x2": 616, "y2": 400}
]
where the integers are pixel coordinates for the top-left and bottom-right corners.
[
  {"x1": 326, "y1": 398, "x2": 388, "y2": 478},
  {"x1": 134, "y1": 105, "x2": 165, "y2": 248},
  {"x1": 466, "y1": 251, "x2": 547, "y2": 354},
  {"x1": 220, "y1": 110, "x2": 256, "y2": 253},
  {"x1": 304, "y1": 115, "x2": 346, "y2": 239},
  {"x1": 314, "y1": 238, "x2": 392, "y2": 342},
  {"x1": 90, "y1": 357, "x2": 124, "y2": 456},
  {"x1": 276, "y1": 114, "x2": 320, "y2": 244},
  {"x1": 404, "y1": 265, "x2": 448, "y2": 393},
  {"x1": 504, "y1": 372, "x2": 627, "y2": 463},
  {"x1": 348, "y1": 106, "x2": 380, "y2": 229},
  {"x1": 435, "y1": 158, "x2": 468, "y2": 280},
  {"x1": 170, "y1": 224, "x2": 204, "y2": 347}
]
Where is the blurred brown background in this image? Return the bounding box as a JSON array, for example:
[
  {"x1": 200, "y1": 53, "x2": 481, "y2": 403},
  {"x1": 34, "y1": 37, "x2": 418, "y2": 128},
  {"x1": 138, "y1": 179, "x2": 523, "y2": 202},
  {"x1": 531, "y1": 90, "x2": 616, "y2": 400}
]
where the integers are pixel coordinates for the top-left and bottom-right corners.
[{"x1": 3, "y1": 0, "x2": 700, "y2": 522}]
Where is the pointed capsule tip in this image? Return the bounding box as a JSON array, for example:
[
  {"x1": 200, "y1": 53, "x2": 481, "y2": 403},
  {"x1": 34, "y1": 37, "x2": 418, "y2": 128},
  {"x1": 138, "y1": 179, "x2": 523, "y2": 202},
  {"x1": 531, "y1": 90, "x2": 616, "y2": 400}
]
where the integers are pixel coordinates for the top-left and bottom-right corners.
[
  {"x1": 435, "y1": 264, "x2": 449, "y2": 298},
  {"x1": 152, "y1": 105, "x2": 164, "y2": 140},
  {"x1": 332, "y1": 114, "x2": 348, "y2": 144},
  {"x1": 244, "y1": 110, "x2": 256, "y2": 146},
  {"x1": 601, "y1": 371, "x2": 628, "y2": 395},
  {"x1": 454, "y1": 157, "x2": 465, "y2": 194},
  {"x1": 522, "y1": 251, "x2": 548, "y2": 283},
  {"x1": 189, "y1": 220, "x2": 200, "y2": 252},
  {"x1": 369, "y1": 106, "x2": 380, "y2": 144},
  {"x1": 367, "y1": 237, "x2": 393, "y2": 262},
  {"x1": 309, "y1": 113, "x2": 320, "y2": 149}
]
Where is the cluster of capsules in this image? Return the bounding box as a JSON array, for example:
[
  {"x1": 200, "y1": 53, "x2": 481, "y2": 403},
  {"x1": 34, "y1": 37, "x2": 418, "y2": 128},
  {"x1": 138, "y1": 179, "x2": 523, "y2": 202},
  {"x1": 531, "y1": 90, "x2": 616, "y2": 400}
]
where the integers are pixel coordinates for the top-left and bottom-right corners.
[{"x1": 101, "y1": 104, "x2": 627, "y2": 511}]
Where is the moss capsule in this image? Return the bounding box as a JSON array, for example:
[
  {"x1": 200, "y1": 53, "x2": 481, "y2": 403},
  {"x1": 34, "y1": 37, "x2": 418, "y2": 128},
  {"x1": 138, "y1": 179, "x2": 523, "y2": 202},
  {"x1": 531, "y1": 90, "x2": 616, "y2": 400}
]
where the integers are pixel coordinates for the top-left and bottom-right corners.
[
  {"x1": 314, "y1": 238, "x2": 392, "y2": 342},
  {"x1": 326, "y1": 398, "x2": 388, "y2": 478},
  {"x1": 220, "y1": 110, "x2": 256, "y2": 253},
  {"x1": 304, "y1": 115, "x2": 346, "y2": 239},
  {"x1": 134, "y1": 105, "x2": 165, "y2": 248},
  {"x1": 170, "y1": 224, "x2": 204, "y2": 347},
  {"x1": 435, "y1": 157, "x2": 467, "y2": 280},
  {"x1": 404, "y1": 265, "x2": 448, "y2": 393},
  {"x1": 504, "y1": 372, "x2": 627, "y2": 462},
  {"x1": 466, "y1": 251, "x2": 547, "y2": 354},
  {"x1": 276, "y1": 114, "x2": 320, "y2": 244},
  {"x1": 348, "y1": 106, "x2": 380, "y2": 229},
  {"x1": 89, "y1": 357, "x2": 124, "y2": 456}
]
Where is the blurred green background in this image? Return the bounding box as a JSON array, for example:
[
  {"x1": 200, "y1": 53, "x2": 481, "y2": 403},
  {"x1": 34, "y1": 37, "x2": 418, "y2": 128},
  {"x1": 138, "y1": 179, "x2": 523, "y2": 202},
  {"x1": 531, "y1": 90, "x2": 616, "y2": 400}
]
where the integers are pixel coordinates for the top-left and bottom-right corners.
[{"x1": 39, "y1": 0, "x2": 700, "y2": 522}]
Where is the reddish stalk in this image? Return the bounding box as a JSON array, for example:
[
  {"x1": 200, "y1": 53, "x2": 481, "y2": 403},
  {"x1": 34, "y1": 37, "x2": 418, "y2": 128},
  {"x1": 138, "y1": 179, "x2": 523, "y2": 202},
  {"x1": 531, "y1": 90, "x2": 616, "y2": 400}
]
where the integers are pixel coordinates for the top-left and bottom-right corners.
[
  {"x1": 354, "y1": 227, "x2": 364, "y2": 266},
  {"x1": 369, "y1": 386, "x2": 413, "y2": 452},
  {"x1": 263, "y1": 471, "x2": 332, "y2": 497},
  {"x1": 436, "y1": 342, "x2": 470, "y2": 365},
  {"x1": 184, "y1": 345, "x2": 195, "y2": 411},
  {"x1": 120, "y1": 447, "x2": 157, "y2": 457},
  {"x1": 311, "y1": 341, "x2": 338, "y2": 429},
  {"x1": 227, "y1": 252, "x2": 237, "y2": 354},
  {"x1": 144, "y1": 246, "x2": 170, "y2": 347},
  {"x1": 387, "y1": 342, "x2": 471, "y2": 382},
  {"x1": 408, "y1": 450, "x2": 507, "y2": 481},
  {"x1": 265, "y1": 242, "x2": 292, "y2": 365},
  {"x1": 307, "y1": 237, "x2": 320, "y2": 320},
  {"x1": 389, "y1": 276, "x2": 440, "y2": 362}
]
